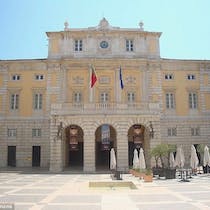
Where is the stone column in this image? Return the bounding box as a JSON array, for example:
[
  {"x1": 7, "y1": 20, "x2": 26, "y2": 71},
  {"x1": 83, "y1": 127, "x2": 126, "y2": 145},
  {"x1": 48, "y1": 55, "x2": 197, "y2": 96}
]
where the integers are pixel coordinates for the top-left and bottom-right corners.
[{"x1": 83, "y1": 125, "x2": 95, "y2": 172}]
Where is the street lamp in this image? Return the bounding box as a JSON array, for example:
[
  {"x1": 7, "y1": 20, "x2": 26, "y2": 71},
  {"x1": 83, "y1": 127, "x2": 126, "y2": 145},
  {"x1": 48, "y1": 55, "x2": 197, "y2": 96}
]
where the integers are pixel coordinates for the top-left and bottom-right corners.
[{"x1": 52, "y1": 114, "x2": 58, "y2": 125}]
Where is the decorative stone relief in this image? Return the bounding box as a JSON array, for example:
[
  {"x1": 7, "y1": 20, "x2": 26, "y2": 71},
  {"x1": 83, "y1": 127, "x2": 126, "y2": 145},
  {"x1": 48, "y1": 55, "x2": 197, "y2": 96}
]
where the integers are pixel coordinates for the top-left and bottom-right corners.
[
  {"x1": 99, "y1": 76, "x2": 110, "y2": 84},
  {"x1": 98, "y1": 18, "x2": 110, "y2": 30},
  {"x1": 0, "y1": 65, "x2": 9, "y2": 71},
  {"x1": 126, "y1": 76, "x2": 136, "y2": 85},
  {"x1": 73, "y1": 76, "x2": 84, "y2": 84},
  {"x1": 47, "y1": 63, "x2": 60, "y2": 71},
  {"x1": 64, "y1": 21, "x2": 69, "y2": 31}
]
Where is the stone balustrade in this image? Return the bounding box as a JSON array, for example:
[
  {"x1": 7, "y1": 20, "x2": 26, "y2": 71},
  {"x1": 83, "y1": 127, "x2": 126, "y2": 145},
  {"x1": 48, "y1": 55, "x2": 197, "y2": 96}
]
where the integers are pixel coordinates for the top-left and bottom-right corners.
[{"x1": 51, "y1": 102, "x2": 160, "y2": 115}]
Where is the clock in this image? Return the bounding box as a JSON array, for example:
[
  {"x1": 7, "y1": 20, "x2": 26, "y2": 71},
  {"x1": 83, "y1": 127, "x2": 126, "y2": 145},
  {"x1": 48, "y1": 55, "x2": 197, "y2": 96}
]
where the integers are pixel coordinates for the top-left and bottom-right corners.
[{"x1": 100, "y1": 41, "x2": 109, "y2": 49}]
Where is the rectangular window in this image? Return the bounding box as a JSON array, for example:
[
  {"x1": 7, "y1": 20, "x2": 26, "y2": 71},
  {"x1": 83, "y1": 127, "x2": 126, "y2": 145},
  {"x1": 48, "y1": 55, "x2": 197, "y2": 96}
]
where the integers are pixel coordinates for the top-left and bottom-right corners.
[
  {"x1": 35, "y1": 74, "x2": 44, "y2": 80},
  {"x1": 127, "y1": 92, "x2": 135, "y2": 103},
  {"x1": 100, "y1": 92, "x2": 109, "y2": 103},
  {"x1": 34, "y1": 93, "x2": 43, "y2": 110},
  {"x1": 73, "y1": 92, "x2": 82, "y2": 103},
  {"x1": 7, "y1": 129, "x2": 17, "y2": 137},
  {"x1": 165, "y1": 74, "x2": 173, "y2": 80},
  {"x1": 10, "y1": 93, "x2": 19, "y2": 110},
  {"x1": 187, "y1": 74, "x2": 196, "y2": 80},
  {"x1": 12, "y1": 74, "x2": 20, "y2": 81},
  {"x1": 191, "y1": 127, "x2": 200, "y2": 136},
  {"x1": 189, "y1": 92, "x2": 197, "y2": 109},
  {"x1": 166, "y1": 93, "x2": 175, "y2": 109},
  {"x1": 167, "y1": 128, "x2": 177, "y2": 136},
  {"x1": 126, "y1": 40, "x2": 134, "y2": 51},
  {"x1": 74, "y1": 40, "x2": 83, "y2": 51},
  {"x1": 32, "y1": 129, "x2": 41, "y2": 137}
]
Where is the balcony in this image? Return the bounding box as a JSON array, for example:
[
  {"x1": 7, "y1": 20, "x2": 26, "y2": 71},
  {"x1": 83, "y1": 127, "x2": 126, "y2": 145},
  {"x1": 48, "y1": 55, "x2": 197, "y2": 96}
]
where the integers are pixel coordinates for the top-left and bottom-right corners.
[{"x1": 51, "y1": 102, "x2": 160, "y2": 116}]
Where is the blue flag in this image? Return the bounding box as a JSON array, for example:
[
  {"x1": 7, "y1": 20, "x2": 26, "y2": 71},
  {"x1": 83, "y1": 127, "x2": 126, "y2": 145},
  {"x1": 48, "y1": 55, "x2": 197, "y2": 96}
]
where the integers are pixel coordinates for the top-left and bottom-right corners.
[{"x1": 119, "y1": 66, "x2": 124, "y2": 89}]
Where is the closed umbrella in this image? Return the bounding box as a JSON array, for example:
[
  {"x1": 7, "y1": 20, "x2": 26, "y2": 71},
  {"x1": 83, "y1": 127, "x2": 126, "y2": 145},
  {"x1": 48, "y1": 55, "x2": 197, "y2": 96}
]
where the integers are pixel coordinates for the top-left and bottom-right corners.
[
  {"x1": 139, "y1": 148, "x2": 146, "y2": 170},
  {"x1": 110, "y1": 148, "x2": 117, "y2": 170},
  {"x1": 169, "y1": 152, "x2": 175, "y2": 168},
  {"x1": 190, "y1": 145, "x2": 199, "y2": 170},
  {"x1": 133, "y1": 149, "x2": 139, "y2": 170},
  {"x1": 175, "y1": 145, "x2": 185, "y2": 168},
  {"x1": 203, "y1": 145, "x2": 210, "y2": 167}
]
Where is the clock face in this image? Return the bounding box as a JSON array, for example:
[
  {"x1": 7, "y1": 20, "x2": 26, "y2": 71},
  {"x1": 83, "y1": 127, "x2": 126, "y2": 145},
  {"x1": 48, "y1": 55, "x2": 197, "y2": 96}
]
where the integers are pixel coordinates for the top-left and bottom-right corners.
[{"x1": 100, "y1": 41, "x2": 109, "y2": 49}]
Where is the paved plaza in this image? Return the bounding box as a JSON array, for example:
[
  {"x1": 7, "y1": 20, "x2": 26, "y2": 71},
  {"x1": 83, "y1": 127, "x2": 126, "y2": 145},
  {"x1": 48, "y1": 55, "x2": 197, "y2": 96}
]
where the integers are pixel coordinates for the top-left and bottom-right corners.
[{"x1": 0, "y1": 169, "x2": 210, "y2": 210}]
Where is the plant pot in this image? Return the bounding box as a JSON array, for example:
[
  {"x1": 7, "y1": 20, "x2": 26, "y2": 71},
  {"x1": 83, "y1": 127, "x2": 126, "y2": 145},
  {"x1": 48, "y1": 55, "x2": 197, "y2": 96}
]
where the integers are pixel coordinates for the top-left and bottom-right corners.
[
  {"x1": 152, "y1": 168, "x2": 165, "y2": 177},
  {"x1": 203, "y1": 166, "x2": 210, "y2": 174},
  {"x1": 164, "y1": 168, "x2": 176, "y2": 179},
  {"x1": 144, "y1": 175, "x2": 153, "y2": 182},
  {"x1": 129, "y1": 169, "x2": 144, "y2": 178},
  {"x1": 152, "y1": 168, "x2": 176, "y2": 179}
]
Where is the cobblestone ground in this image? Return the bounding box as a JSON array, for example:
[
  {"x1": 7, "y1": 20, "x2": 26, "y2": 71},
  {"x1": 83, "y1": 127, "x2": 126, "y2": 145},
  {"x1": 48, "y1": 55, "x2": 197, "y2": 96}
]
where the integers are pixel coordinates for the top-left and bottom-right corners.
[{"x1": 0, "y1": 169, "x2": 210, "y2": 210}]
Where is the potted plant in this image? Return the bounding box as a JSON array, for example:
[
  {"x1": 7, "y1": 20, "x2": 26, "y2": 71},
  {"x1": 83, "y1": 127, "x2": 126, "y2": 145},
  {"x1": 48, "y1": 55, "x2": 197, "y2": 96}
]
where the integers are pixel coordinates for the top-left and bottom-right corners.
[
  {"x1": 143, "y1": 168, "x2": 153, "y2": 182},
  {"x1": 150, "y1": 143, "x2": 168, "y2": 177},
  {"x1": 129, "y1": 168, "x2": 145, "y2": 178},
  {"x1": 150, "y1": 143, "x2": 176, "y2": 179}
]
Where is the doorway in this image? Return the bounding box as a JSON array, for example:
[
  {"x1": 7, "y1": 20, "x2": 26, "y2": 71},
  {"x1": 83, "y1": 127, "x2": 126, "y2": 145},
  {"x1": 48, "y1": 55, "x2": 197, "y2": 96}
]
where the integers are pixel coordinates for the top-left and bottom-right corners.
[
  {"x1": 128, "y1": 124, "x2": 145, "y2": 167},
  {"x1": 95, "y1": 124, "x2": 117, "y2": 170},
  {"x1": 65, "y1": 125, "x2": 84, "y2": 169},
  {"x1": 32, "y1": 146, "x2": 41, "y2": 167},
  {"x1": 69, "y1": 142, "x2": 83, "y2": 166},
  {"x1": 7, "y1": 146, "x2": 16, "y2": 167}
]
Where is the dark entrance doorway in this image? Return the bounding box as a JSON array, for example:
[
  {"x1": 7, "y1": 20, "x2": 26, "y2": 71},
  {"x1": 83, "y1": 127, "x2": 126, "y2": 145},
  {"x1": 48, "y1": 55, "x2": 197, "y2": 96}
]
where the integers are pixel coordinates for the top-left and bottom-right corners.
[
  {"x1": 7, "y1": 146, "x2": 16, "y2": 167},
  {"x1": 95, "y1": 124, "x2": 117, "y2": 170},
  {"x1": 32, "y1": 146, "x2": 41, "y2": 167},
  {"x1": 128, "y1": 124, "x2": 145, "y2": 167},
  {"x1": 96, "y1": 141, "x2": 114, "y2": 169},
  {"x1": 69, "y1": 142, "x2": 83, "y2": 166},
  {"x1": 65, "y1": 125, "x2": 84, "y2": 169}
]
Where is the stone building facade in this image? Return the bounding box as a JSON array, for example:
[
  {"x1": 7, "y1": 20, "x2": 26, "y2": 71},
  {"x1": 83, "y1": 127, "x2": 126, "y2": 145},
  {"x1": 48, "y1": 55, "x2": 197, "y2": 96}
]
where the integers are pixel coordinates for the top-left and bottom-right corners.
[{"x1": 0, "y1": 18, "x2": 210, "y2": 172}]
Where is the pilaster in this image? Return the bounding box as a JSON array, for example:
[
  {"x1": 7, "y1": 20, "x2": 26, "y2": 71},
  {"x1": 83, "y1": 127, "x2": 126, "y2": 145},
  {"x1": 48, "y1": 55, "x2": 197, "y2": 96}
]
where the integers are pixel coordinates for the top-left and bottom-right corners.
[
  {"x1": 83, "y1": 125, "x2": 96, "y2": 172},
  {"x1": 49, "y1": 119, "x2": 63, "y2": 172},
  {"x1": 116, "y1": 124, "x2": 128, "y2": 171}
]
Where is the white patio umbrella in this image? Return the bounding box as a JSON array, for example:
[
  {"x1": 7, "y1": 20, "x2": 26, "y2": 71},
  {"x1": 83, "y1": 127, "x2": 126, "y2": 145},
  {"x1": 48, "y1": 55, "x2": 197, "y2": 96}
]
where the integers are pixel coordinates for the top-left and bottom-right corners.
[
  {"x1": 203, "y1": 145, "x2": 210, "y2": 167},
  {"x1": 133, "y1": 149, "x2": 139, "y2": 169},
  {"x1": 139, "y1": 148, "x2": 146, "y2": 170},
  {"x1": 169, "y1": 152, "x2": 175, "y2": 168},
  {"x1": 110, "y1": 148, "x2": 117, "y2": 170},
  {"x1": 190, "y1": 145, "x2": 199, "y2": 170},
  {"x1": 175, "y1": 145, "x2": 185, "y2": 168}
]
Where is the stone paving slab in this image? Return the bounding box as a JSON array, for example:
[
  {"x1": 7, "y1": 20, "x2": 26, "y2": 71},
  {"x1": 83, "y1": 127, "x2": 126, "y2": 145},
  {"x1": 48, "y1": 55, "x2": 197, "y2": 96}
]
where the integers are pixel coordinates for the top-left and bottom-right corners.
[
  {"x1": 0, "y1": 194, "x2": 46, "y2": 202},
  {"x1": 130, "y1": 194, "x2": 181, "y2": 202},
  {"x1": 15, "y1": 188, "x2": 57, "y2": 194},
  {"x1": 136, "y1": 202, "x2": 200, "y2": 210},
  {"x1": 182, "y1": 192, "x2": 210, "y2": 201},
  {"x1": 15, "y1": 204, "x2": 33, "y2": 210},
  {"x1": 42, "y1": 204, "x2": 101, "y2": 210},
  {"x1": 51, "y1": 195, "x2": 101, "y2": 203}
]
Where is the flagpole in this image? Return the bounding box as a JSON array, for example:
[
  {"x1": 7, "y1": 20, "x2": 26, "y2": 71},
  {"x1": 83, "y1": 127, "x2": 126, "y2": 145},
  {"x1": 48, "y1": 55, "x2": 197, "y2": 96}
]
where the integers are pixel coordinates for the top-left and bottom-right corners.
[
  {"x1": 119, "y1": 66, "x2": 124, "y2": 102},
  {"x1": 115, "y1": 67, "x2": 119, "y2": 103},
  {"x1": 118, "y1": 67, "x2": 122, "y2": 102},
  {"x1": 89, "y1": 64, "x2": 93, "y2": 103}
]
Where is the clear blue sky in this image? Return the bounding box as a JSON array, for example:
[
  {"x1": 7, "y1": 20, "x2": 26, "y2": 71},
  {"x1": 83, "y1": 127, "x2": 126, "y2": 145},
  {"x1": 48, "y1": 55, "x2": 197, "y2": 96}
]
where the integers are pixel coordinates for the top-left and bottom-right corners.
[{"x1": 0, "y1": 0, "x2": 209, "y2": 60}]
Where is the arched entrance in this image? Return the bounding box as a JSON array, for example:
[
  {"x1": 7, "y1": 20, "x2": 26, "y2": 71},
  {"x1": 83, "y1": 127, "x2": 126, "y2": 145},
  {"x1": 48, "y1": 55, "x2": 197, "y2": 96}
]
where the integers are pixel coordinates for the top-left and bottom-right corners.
[
  {"x1": 128, "y1": 124, "x2": 145, "y2": 167},
  {"x1": 95, "y1": 124, "x2": 117, "y2": 170},
  {"x1": 64, "y1": 125, "x2": 84, "y2": 169}
]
